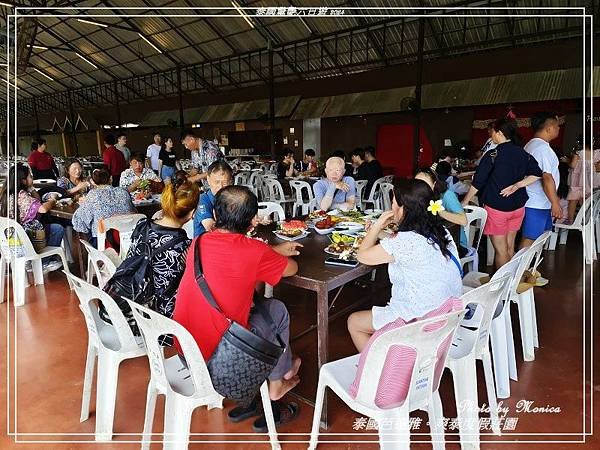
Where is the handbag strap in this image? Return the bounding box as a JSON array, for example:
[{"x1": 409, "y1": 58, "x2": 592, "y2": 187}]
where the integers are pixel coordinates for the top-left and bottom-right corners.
[
  {"x1": 193, "y1": 237, "x2": 283, "y2": 340},
  {"x1": 429, "y1": 236, "x2": 464, "y2": 278}
]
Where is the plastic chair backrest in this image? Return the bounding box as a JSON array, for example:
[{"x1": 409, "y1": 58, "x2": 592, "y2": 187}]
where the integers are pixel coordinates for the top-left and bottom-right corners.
[
  {"x1": 240, "y1": 163, "x2": 252, "y2": 171},
  {"x1": 365, "y1": 177, "x2": 384, "y2": 203},
  {"x1": 379, "y1": 182, "x2": 394, "y2": 211},
  {"x1": 258, "y1": 202, "x2": 285, "y2": 223},
  {"x1": 383, "y1": 175, "x2": 394, "y2": 183},
  {"x1": 510, "y1": 231, "x2": 551, "y2": 296},
  {"x1": 455, "y1": 274, "x2": 512, "y2": 357},
  {"x1": 354, "y1": 180, "x2": 368, "y2": 207},
  {"x1": 0, "y1": 217, "x2": 37, "y2": 258},
  {"x1": 289, "y1": 180, "x2": 314, "y2": 204},
  {"x1": 65, "y1": 272, "x2": 140, "y2": 353},
  {"x1": 97, "y1": 214, "x2": 146, "y2": 257},
  {"x1": 353, "y1": 308, "x2": 465, "y2": 410},
  {"x1": 128, "y1": 301, "x2": 222, "y2": 400},
  {"x1": 182, "y1": 219, "x2": 194, "y2": 239},
  {"x1": 269, "y1": 163, "x2": 278, "y2": 174},
  {"x1": 249, "y1": 171, "x2": 262, "y2": 187},
  {"x1": 264, "y1": 179, "x2": 286, "y2": 202},
  {"x1": 80, "y1": 240, "x2": 117, "y2": 289},
  {"x1": 234, "y1": 172, "x2": 251, "y2": 186},
  {"x1": 573, "y1": 191, "x2": 596, "y2": 227},
  {"x1": 463, "y1": 205, "x2": 488, "y2": 250}
]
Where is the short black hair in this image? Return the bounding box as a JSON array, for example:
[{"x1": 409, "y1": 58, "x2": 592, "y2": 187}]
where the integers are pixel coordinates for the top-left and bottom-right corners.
[
  {"x1": 152, "y1": 131, "x2": 161, "y2": 138},
  {"x1": 117, "y1": 132, "x2": 127, "y2": 139},
  {"x1": 104, "y1": 134, "x2": 116, "y2": 146},
  {"x1": 531, "y1": 112, "x2": 559, "y2": 132},
  {"x1": 351, "y1": 147, "x2": 365, "y2": 160},
  {"x1": 331, "y1": 150, "x2": 346, "y2": 159},
  {"x1": 92, "y1": 168, "x2": 111, "y2": 185},
  {"x1": 214, "y1": 185, "x2": 258, "y2": 234},
  {"x1": 31, "y1": 138, "x2": 46, "y2": 151},
  {"x1": 283, "y1": 147, "x2": 294, "y2": 157},
  {"x1": 304, "y1": 148, "x2": 316, "y2": 157},
  {"x1": 207, "y1": 160, "x2": 233, "y2": 177},
  {"x1": 364, "y1": 146, "x2": 376, "y2": 157},
  {"x1": 130, "y1": 153, "x2": 145, "y2": 163},
  {"x1": 435, "y1": 160, "x2": 452, "y2": 178}
]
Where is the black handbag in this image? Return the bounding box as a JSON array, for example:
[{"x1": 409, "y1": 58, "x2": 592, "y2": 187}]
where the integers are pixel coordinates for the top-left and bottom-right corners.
[{"x1": 193, "y1": 239, "x2": 286, "y2": 407}]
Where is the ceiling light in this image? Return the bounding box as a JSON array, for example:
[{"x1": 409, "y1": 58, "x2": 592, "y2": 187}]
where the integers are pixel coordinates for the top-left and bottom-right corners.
[
  {"x1": 32, "y1": 67, "x2": 55, "y2": 82},
  {"x1": 27, "y1": 44, "x2": 48, "y2": 50},
  {"x1": 77, "y1": 19, "x2": 108, "y2": 28},
  {"x1": 138, "y1": 33, "x2": 162, "y2": 54},
  {"x1": 0, "y1": 3, "x2": 14, "y2": 8},
  {"x1": 121, "y1": 123, "x2": 139, "y2": 128},
  {"x1": 231, "y1": 1, "x2": 254, "y2": 29},
  {"x1": 76, "y1": 52, "x2": 98, "y2": 69}
]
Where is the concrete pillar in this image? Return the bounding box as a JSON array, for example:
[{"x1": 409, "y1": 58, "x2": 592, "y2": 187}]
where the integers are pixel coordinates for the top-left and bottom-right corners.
[{"x1": 303, "y1": 118, "x2": 321, "y2": 159}]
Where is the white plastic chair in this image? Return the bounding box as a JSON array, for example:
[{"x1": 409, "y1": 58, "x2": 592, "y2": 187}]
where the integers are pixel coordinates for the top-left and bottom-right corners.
[
  {"x1": 248, "y1": 171, "x2": 264, "y2": 199},
  {"x1": 379, "y1": 182, "x2": 394, "y2": 211},
  {"x1": 362, "y1": 177, "x2": 385, "y2": 211},
  {"x1": 240, "y1": 162, "x2": 253, "y2": 171},
  {"x1": 97, "y1": 214, "x2": 145, "y2": 261},
  {"x1": 65, "y1": 272, "x2": 146, "y2": 441},
  {"x1": 308, "y1": 310, "x2": 465, "y2": 450},
  {"x1": 80, "y1": 240, "x2": 117, "y2": 289},
  {"x1": 0, "y1": 218, "x2": 72, "y2": 306},
  {"x1": 263, "y1": 179, "x2": 293, "y2": 208},
  {"x1": 182, "y1": 219, "x2": 194, "y2": 239},
  {"x1": 547, "y1": 190, "x2": 598, "y2": 264},
  {"x1": 354, "y1": 180, "x2": 368, "y2": 211},
  {"x1": 509, "y1": 232, "x2": 551, "y2": 363},
  {"x1": 289, "y1": 180, "x2": 316, "y2": 216},
  {"x1": 257, "y1": 202, "x2": 286, "y2": 223},
  {"x1": 446, "y1": 274, "x2": 512, "y2": 445},
  {"x1": 234, "y1": 171, "x2": 251, "y2": 186},
  {"x1": 462, "y1": 249, "x2": 527, "y2": 399},
  {"x1": 128, "y1": 301, "x2": 281, "y2": 450},
  {"x1": 460, "y1": 206, "x2": 488, "y2": 273}
]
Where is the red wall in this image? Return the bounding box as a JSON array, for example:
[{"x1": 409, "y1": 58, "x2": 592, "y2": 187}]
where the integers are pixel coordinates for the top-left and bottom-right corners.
[{"x1": 376, "y1": 124, "x2": 433, "y2": 177}]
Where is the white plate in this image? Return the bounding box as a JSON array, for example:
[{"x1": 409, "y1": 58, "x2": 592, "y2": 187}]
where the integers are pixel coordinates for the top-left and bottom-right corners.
[
  {"x1": 314, "y1": 226, "x2": 335, "y2": 235},
  {"x1": 56, "y1": 198, "x2": 72, "y2": 204},
  {"x1": 34, "y1": 178, "x2": 56, "y2": 184},
  {"x1": 273, "y1": 230, "x2": 310, "y2": 241},
  {"x1": 324, "y1": 247, "x2": 343, "y2": 256},
  {"x1": 335, "y1": 222, "x2": 364, "y2": 231},
  {"x1": 327, "y1": 209, "x2": 341, "y2": 216},
  {"x1": 42, "y1": 192, "x2": 62, "y2": 201},
  {"x1": 363, "y1": 209, "x2": 383, "y2": 215}
]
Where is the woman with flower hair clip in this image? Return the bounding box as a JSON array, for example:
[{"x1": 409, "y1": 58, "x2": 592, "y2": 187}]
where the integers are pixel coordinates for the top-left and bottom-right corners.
[{"x1": 347, "y1": 178, "x2": 463, "y2": 351}]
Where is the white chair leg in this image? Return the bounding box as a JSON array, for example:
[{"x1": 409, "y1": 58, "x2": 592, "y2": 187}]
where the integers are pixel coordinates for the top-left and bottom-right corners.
[
  {"x1": 94, "y1": 352, "x2": 121, "y2": 441},
  {"x1": 379, "y1": 407, "x2": 410, "y2": 450},
  {"x1": 428, "y1": 391, "x2": 446, "y2": 450},
  {"x1": 559, "y1": 229, "x2": 569, "y2": 245},
  {"x1": 0, "y1": 257, "x2": 6, "y2": 304},
  {"x1": 308, "y1": 377, "x2": 327, "y2": 450},
  {"x1": 486, "y1": 237, "x2": 494, "y2": 266},
  {"x1": 516, "y1": 291, "x2": 535, "y2": 362},
  {"x1": 260, "y1": 381, "x2": 281, "y2": 450},
  {"x1": 80, "y1": 344, "x2": 97, "y2": 422},
  {"x1": 31, "y1": 258, "x2": 44, "y2": 285},
  {"x1": 448, "y1": 357, "x2": 479, "y2": 450},
  {"x1": 481, "y1": 351, "x2": 501, "y2": 435},
  {"x1": 86, "y1": 255, "x2": 95, "y2": 284},
  {"x1": 57, "y1": 249, "x2": 73, "y2": 289},
  {"x1": 141, "y1": 382, "x2": 158, "y2": 450},
  {"x1": 547, "y1": 230, "x2": 558, "y2": 250},
  {"x1": 504, "y1": 305, "x2": 518, "y2": 382},
  {"x1": 163, "y1": 396, "x2": 193, "y2": 450},
  {"x1": 13, "y1": 259, "x2": 28, "y2": 306},
  {"x1": 490, "y1": 315, "x2": 510, "y2": 399},
  {"x1": 264, "y1": 284, "x2": 273, "y2": 299},
  {"x1": 530, "y1": 293, "x2": 539, "y2": 348}
]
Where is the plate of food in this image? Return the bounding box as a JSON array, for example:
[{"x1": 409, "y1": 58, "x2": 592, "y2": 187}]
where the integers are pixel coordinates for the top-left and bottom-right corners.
[
  {"x1": 313, "y1": 215, "x2": 337, "y2": 234},
  {"x1": 324, "y1": 241, "x2": 354, "y2": 256},
  {"x1": 334, "y1": 221, "x2": 364, "y2": 232},
  {"x1": 42, "y1": 192, "x2": 63, "y2": 201},
  {"x1": 363, "y1": 208, "x2": 383, "y2": 217},
  {"x1": 274, "y1": 220, "x2": 310, "y2": 241}
]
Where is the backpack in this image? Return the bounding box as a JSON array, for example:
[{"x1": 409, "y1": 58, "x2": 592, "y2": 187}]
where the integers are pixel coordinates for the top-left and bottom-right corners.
[{"x1": 101, "y1": 219, "x2": 187, "y2": 334}]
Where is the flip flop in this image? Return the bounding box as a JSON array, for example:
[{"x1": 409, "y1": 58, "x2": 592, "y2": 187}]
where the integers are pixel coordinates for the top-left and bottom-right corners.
[
  {"x1": 228, "y1": 399, "x2": 261, "y2": 423},
  {"x1": 252, "y1": 401, "x2": 300, "y2": 433}
]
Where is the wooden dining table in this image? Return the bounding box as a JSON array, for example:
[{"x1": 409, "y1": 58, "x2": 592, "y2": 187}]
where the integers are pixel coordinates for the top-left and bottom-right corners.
[{"x1": 49, "y1": 200, "x2": 162, "y2": 277}]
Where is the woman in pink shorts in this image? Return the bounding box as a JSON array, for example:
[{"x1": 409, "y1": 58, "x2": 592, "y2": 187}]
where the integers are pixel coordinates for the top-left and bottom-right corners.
[
  {"x1": 462, "y1": 118, "x2": 542, "y2": 269},
  {"x1": 566, "y1": 144, "x2": 600, "y2": 223}
]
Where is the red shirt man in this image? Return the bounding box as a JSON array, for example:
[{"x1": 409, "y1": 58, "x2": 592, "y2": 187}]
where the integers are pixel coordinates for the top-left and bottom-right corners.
[
  {"x1": 174, "y1": 232, "x2": 288, "y2": 360},
  {"x1": 102, "y1": 143, "x2": 127, "y2": 187},
  {"x1": 28, "y1": 140, "x2": 58, "y2": 180}
]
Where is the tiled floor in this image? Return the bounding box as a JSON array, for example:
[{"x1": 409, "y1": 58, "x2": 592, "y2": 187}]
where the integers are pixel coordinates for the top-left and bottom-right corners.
[{"x1": 0, "y1": 235, "x2": 598, "y2": 449}]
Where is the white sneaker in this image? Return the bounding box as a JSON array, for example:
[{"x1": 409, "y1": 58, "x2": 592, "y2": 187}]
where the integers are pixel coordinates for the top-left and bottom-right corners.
[{"x1": 42, "y1": 260, "x2": 63, "y2": 273}]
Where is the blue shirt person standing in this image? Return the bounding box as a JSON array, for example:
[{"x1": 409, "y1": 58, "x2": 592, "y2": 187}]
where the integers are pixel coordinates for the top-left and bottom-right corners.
[{"x1": 193, "y1": 161, "x2": 233, "y2": 237}]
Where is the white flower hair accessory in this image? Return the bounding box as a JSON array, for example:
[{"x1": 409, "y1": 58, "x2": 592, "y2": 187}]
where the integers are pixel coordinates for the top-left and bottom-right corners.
[{"x1": 427, "y1": 199, "x2": 445, "y2": 216}]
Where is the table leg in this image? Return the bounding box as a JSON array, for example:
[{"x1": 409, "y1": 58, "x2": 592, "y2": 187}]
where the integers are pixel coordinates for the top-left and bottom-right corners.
[
  {"x1": 316, "y1": 284, "x2": 329, "y2": 429},
  {"x1": 72, "y1": 232, "x2": 86, "y2": 277}
]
